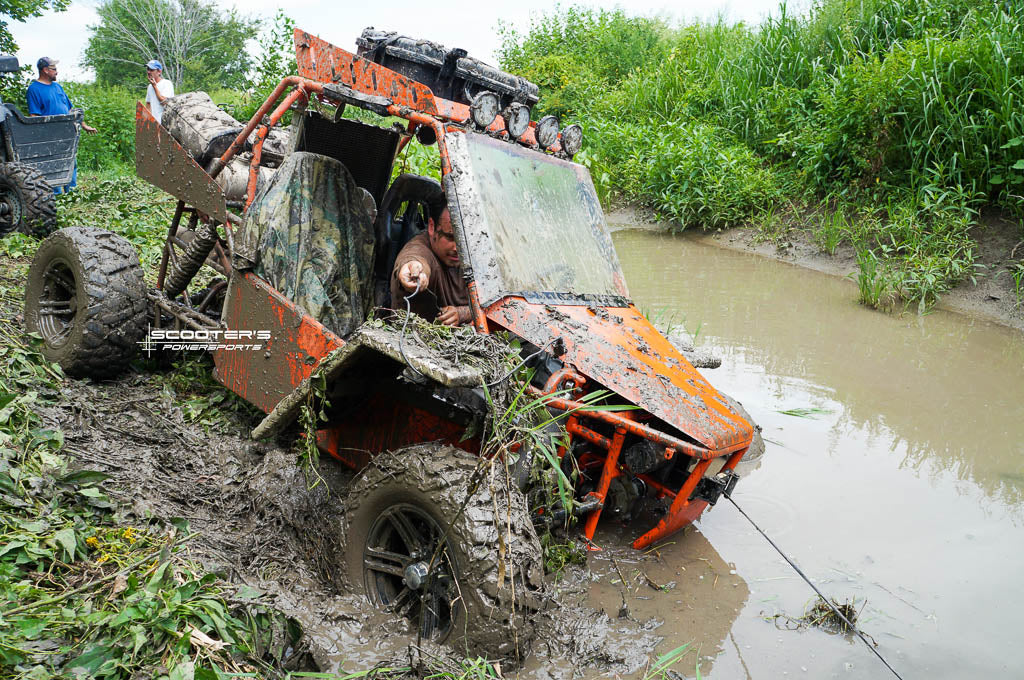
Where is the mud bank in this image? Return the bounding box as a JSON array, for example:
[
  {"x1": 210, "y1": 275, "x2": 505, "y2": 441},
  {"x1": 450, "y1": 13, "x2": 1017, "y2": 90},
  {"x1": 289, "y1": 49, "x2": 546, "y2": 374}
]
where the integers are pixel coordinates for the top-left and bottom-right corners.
[
  {"x1": 35, "y1": 371, "x2": 668, "y2": 677},
  {"x1": 607, "y1": 206, "x2": 1024, "y2": 333}
]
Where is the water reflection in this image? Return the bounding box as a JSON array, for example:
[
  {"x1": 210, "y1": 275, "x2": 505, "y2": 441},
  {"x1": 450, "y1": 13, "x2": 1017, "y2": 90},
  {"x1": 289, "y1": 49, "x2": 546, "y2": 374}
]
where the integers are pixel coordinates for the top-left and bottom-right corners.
[
  {"x1": 585, "y1": 523, "x2": 751, "y2": 678},
  {"x1": 614, "y1": 229, "x2": 1024, "y2": 509}
]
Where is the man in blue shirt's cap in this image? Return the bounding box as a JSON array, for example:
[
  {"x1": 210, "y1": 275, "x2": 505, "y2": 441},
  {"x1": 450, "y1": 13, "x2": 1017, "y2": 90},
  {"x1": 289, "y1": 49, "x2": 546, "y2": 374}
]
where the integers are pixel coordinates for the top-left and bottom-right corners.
[{"x1": 26, "y1": 57, "x2": 97, "y2": 192}]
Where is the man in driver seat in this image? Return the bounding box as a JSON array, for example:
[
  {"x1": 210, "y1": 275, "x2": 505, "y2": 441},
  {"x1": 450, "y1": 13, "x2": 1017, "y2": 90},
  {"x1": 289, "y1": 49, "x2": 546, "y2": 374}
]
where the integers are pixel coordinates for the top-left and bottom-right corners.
[{"x1": 392, "y1": 197, "x2": 470, "y2": 326}]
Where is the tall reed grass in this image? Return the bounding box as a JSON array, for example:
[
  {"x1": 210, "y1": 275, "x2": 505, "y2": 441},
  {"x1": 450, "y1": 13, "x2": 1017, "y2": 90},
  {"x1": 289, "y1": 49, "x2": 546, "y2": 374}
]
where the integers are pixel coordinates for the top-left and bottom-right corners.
[{"x1": 499, "y1": 0, "x2": 1024, "y2": 309}]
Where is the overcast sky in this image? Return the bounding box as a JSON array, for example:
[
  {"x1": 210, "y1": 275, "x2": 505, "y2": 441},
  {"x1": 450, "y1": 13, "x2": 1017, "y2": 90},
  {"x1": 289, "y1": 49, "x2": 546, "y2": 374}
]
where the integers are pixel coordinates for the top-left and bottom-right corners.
[{"x1": 9, "y1": 0, "x2": 792, "y2": 82}]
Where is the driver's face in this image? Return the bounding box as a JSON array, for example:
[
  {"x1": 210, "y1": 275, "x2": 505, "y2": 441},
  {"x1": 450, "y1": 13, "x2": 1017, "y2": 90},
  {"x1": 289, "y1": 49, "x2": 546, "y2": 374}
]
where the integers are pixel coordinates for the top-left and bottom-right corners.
[{"x1": 428, "y1": 208, "x2": 458, "y2": 267}]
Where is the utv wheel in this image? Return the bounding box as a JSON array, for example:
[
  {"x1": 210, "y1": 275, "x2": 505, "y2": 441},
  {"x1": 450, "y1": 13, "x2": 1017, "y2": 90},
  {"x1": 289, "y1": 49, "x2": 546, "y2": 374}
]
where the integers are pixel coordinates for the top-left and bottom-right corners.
[
  {"x1": 340, "y1": 443, "x2": 547, "y2": 659},
  {"x1": 0, "y1": 162, "x2": 57, "y2": 237},
  {"x1": 24, "y1": 227, "x2": 148, "y2": 379}
]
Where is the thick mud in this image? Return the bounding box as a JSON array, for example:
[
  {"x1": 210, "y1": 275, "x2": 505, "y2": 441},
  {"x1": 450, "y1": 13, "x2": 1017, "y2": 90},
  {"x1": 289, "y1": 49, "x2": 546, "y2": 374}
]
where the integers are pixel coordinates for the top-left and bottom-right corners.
[{"x1": 36, "y1": 370, "x2": 667, "y2": 676}]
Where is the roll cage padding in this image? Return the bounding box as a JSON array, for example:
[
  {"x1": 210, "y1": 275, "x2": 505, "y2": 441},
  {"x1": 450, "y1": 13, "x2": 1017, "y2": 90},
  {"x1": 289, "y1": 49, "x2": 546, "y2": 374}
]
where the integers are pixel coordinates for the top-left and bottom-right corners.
[{"x1": 373, "y1": 172, "x2": 442, "y2": 307}]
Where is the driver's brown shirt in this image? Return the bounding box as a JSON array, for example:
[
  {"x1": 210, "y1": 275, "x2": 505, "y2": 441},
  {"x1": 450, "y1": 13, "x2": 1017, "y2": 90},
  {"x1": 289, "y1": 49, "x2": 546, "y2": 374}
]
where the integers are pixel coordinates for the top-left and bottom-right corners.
[{"x1": 390, "y1": 232, "x2": 469, "y2": 320}]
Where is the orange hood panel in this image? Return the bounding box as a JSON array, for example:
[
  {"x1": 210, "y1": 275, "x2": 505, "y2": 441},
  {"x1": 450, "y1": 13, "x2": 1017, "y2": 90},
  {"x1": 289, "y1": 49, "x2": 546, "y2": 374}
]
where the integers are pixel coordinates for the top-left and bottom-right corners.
[{"x1": 486, "y1": 297, "x2": 753, "y2": 453}]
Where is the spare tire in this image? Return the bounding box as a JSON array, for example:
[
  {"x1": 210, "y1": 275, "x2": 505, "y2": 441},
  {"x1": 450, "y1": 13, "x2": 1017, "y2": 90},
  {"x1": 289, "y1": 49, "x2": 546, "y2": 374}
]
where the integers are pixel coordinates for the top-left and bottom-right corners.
[
  {"x1": 0, "y1": 162, "x2": 57, "y2": 238},
  {"x1": 24, "y1": 227, "x2": 148, "y2": 379},
  {"x1": 339, "y1": 443, "x2": 547, "y2": 660}
]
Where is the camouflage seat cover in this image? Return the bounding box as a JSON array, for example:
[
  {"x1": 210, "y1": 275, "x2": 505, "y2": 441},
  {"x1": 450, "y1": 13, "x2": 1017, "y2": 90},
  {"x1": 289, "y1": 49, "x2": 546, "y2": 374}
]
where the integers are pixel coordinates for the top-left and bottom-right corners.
[{"x1": 234, "y1": 151, "x2": 375, "y2": 337}]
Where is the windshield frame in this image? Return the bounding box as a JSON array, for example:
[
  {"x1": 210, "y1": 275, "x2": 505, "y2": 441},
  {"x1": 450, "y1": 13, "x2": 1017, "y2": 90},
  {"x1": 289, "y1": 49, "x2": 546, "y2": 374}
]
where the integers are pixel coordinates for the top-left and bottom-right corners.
[{"x1": 443, "y1": 130, "x2": 630, "y2": 308}]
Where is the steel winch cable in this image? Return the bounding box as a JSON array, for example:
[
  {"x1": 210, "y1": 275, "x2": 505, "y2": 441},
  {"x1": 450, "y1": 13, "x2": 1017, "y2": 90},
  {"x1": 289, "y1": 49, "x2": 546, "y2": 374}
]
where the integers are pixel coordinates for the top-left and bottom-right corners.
[
  {"x1": 400, "y1": 281, "x2": 429, "y2": 380},
  {"x1": 726, "y1": 495, "x2": 905, "y2": 680}
]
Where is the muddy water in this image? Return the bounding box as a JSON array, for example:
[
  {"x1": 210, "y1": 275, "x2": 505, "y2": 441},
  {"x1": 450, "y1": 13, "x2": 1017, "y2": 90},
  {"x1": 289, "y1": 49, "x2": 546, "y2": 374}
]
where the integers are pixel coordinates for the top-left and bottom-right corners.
[{"x1": 594, "y1": 228, "x2": 1024, "y2": 678}]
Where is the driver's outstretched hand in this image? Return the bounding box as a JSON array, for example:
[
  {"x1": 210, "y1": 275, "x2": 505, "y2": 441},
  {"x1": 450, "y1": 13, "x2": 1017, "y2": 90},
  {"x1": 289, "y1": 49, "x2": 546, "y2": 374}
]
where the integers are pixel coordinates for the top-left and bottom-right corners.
[
  {"x1": 437, "y1": 305, "x2": 470, "y2": 326},
  {"x1": 398, "y1": 260, "x2": 428, "y2": 293}
]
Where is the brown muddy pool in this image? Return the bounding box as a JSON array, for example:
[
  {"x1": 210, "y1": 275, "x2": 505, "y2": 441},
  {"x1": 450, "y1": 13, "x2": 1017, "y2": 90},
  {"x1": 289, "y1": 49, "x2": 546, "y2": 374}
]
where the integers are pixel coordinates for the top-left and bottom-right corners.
[{"x1": 597, "y1": 228, "x2": 1024, "y2": 679}]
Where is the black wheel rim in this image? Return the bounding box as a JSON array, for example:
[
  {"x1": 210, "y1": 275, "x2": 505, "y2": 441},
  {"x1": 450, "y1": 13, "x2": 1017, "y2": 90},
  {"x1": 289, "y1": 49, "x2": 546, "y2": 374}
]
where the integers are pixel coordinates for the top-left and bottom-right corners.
[
  {"x1": 36, "y1": 258, "x2": 78, "y2": 347},
  {"x1": 0, "y1": 187, "x2": 21, "y2": 230},
  {"x1": 362, "y1": 503, "x2": 458, "y2": 641}
]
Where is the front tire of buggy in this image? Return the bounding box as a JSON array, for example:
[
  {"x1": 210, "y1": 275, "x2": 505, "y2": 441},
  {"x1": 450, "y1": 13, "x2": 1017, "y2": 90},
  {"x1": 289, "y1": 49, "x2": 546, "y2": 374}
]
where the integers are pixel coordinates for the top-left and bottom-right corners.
[
  {"x1": 0, "y1": 162, "x2": 57, "y2": 238},
  {"x1": 339, "y1": 443, "x2": 547, "y2": 660},
  {"x1": 24, "y1": 227, "x2": 148, "y2": 379}
]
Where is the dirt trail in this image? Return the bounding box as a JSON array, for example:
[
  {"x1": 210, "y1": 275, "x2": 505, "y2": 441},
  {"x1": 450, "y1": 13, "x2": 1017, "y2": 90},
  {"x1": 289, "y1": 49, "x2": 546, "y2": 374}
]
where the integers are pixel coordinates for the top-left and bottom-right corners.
[{"x1": 36, "y1": 370, "x2": 661, "y2": 676}]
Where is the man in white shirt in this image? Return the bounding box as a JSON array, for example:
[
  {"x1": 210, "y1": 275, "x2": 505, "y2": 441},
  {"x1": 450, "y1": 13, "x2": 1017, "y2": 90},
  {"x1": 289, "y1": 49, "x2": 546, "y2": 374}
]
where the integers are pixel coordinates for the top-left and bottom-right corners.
[{"x1": 145, "y1": 60, "x2": 174, "y2": 122}]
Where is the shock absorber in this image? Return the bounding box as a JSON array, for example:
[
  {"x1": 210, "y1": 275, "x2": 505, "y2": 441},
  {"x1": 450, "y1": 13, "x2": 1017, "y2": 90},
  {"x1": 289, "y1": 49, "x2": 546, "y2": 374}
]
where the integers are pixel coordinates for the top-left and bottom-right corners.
[{"x1": 163, "y1": 222, "x2": 219, "y2": 299}]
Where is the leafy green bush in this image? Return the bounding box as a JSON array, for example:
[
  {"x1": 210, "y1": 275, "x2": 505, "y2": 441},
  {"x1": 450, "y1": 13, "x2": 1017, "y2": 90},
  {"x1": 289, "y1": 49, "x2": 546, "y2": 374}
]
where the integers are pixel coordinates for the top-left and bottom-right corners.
[
  {"x1": 498, "y1": 0, "x2": 1022, "y2": 308},
  {"x1": 63, "y1": 82, "x2": 139, "y2": 170}
]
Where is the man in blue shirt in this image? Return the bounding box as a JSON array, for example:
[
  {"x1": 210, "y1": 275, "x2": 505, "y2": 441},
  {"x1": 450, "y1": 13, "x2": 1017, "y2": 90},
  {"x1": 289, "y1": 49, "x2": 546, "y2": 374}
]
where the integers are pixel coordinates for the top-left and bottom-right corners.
[{"x1": 26, "y1": 57, "x2": 97, "y2": 193}]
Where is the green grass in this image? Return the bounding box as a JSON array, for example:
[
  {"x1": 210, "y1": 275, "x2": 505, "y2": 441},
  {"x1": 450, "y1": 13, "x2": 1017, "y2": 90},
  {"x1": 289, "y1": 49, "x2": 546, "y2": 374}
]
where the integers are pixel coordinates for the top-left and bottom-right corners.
[
  {"x1": 498, "y1": 0, "x2": 1024, "y2": 311},
  {"x1": 776, "y1": 407, "x2": 834, "y2": 418},
  {"x1": 0, "y1": 326, "x2": 299, "y2": 677}
]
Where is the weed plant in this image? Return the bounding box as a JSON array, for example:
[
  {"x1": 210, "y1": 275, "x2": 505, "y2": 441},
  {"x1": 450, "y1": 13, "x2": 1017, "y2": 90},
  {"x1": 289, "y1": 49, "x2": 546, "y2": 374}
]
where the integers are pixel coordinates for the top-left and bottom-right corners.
[{"x1": 0, "y1": 324, "x2": 299, "y2": 677}]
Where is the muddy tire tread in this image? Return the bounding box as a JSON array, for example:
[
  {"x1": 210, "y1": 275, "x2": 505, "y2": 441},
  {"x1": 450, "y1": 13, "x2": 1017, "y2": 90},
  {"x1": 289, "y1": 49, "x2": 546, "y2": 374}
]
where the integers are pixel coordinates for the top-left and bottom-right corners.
[
  {"x1": 0, "y1": 162, "x2": 57, "y2": 237},
  {"x1": 340, "y1": 443, "x2": 547, "y2": 659},
  {"x1": 24, "y1": 227, "x2": 147, "y2": 379}
]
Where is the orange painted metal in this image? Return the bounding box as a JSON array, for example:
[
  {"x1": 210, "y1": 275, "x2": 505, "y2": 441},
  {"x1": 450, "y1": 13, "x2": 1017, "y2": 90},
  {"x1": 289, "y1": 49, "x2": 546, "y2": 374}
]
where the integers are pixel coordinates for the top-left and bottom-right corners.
[
  {"x1": 213, "y1": 273, "x2": 342, "y2": 413},
  {"x1": 632, "y1": 459, "x2": 714, "y2": 550},
  {"x1": 531, "y1": 387, "x2": 732, "y2": 459},
  {"x1": 212, "y1": 77, "x2": 314, "y2": 175},
  {"x1": 566, "y1": 419, "x2": 613, "y2": 450},
  {"x1": 543, "y1": 367, "x2": 587, "y2": 396},
  {"x1": 466, "y1": 281, "x2": 489, "y2": 333},
  {"x1": 295, "y1": 30, "x2": 439, "y2": 116},
  {"x1": 582, "y1": 427, "x2": 627, "y2": 540},
  {"x1": 488, "y1": 297, "x2": 753, "y2": 455},
  {"x1": 245, "y1": 86, "x2": 309, "y2": 207}
]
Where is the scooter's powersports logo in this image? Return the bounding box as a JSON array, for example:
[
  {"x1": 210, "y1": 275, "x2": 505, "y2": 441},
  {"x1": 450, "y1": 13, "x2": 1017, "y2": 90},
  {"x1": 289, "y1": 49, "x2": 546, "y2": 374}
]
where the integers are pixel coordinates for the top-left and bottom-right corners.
[{"x1": 138, "y1": 327, "x2": 271, "y2": 355}]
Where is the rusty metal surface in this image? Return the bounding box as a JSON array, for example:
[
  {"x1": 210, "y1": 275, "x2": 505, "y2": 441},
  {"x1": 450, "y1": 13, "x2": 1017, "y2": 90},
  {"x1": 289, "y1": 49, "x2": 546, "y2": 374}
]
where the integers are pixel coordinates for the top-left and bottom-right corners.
[
  {"x1": 488, "y1": 297, "x2": 754, "y2": 454},
  {"x1": 135, "y1": 102, "x2": 227, "y2": 224},
  {"x1": 212, "y1": 272, "x2": 342, "y2": 413},
  {"x1": 294, "y1": 30, "x2": 439, "y2": 116}
]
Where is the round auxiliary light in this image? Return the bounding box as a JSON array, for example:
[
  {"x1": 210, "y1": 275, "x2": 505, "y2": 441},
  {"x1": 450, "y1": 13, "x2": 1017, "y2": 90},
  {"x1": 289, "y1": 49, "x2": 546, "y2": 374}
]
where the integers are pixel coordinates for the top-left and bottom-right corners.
[
  {"x1": 560, "y1": 123, "x2": 583, "y2": 156},
  {"x1": 502, "y1": 102, "x2": 531, "y2": 139},
  {"x1": 535, "y1": 115, "x2": 560, "y2": 149},
  {"x1": 470, "y1": 91, "x2": 500, "y2": 129}
]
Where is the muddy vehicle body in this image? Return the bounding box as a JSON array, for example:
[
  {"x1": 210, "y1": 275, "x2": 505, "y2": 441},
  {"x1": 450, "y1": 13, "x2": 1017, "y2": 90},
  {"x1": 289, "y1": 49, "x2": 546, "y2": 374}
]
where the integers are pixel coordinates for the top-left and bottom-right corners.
[
  {"x1": 24, "y1": 29, "x2": 758, "y2": 655},
  {"x1": 0, "y1": 55, "x2": 81, "y2": 238}
]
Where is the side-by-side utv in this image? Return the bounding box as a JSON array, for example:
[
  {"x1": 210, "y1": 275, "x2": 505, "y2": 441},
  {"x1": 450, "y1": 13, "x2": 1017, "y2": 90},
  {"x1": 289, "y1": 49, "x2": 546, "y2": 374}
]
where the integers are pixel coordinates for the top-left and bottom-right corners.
[
  {"x1": 0, "y1": 55, "x2": 82, "y2": 237},
  {"x1": 23, "y1": 28, "x2": 761, "y2": 657}
]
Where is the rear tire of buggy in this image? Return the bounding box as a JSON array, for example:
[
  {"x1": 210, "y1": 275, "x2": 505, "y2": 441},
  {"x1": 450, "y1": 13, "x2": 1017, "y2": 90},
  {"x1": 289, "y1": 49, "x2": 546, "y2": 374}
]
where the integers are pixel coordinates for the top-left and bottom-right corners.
[
  {"x1": 24, "y1": 227, "x2": 148, "y2": 380},
  {"x1": 339, "y1": 443, "x2": 547, "y2": 661},
  {"x1": 0, "y1": 162, "x2": 57, "y2": 238}
]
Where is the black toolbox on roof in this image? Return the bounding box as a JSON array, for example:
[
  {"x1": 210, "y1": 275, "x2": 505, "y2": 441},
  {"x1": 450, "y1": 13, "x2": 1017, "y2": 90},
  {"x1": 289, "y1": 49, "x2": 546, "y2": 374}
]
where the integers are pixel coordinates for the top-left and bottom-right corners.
[{"x1": 356, "y1": 28, "x2": 539, "y2": 110}]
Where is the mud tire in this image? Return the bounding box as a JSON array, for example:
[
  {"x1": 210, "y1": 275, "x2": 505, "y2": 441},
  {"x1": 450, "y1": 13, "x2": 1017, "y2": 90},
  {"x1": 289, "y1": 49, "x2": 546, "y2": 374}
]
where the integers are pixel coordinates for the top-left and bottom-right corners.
[
  {"x1": 340, "y1": 443, "x2": 547, "y2": 660},
  {"x1": 24, "y1": 227, "x2": 147, "y2": 379},
  {"x1": 0, "y1": 162, "x2": 57, "y2": 238}
]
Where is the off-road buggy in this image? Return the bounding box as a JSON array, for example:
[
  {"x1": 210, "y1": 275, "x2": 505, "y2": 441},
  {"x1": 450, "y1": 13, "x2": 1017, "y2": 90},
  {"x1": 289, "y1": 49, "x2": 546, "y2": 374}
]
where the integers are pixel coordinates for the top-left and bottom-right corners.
[
  {"x1": 0, "y1": 55, "x2": 82, "y2": 238},
  {"x1": 23, "y1": 29, "x2": 761, "y2": 657}
]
